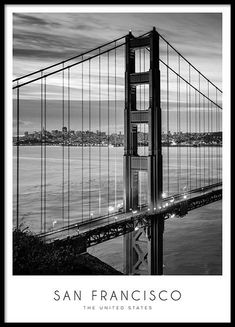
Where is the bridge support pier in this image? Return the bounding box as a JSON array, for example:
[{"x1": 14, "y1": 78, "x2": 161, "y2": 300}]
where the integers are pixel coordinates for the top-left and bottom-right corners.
[
  {"x1": 123, "y1": 27, "x2": 163, "y2": 275},
  {"x1": 124, "y1": 227, "x2": 149, "y2": 275},
  {"x1": 123, "y1": 216, "x2": 164, "y2": 275},
  {"x1": 148, "y1": 216, "x2": 164, "y2": 275}
]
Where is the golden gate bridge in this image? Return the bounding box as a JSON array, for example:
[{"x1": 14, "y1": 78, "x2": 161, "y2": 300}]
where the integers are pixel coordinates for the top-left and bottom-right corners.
[{"x1": 13, "y1": 27, "x2": 222, "y2": 275}]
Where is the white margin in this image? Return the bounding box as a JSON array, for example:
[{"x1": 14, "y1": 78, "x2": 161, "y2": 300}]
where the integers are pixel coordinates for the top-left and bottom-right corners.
[{"x1": 5, "y1": 4, "x2": 231, "y2": 323}]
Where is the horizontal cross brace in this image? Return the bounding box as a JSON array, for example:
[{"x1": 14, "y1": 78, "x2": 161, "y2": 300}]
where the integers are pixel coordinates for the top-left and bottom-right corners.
[
  {"x1": 131, "y1": 156, "x2": 148, "y2": 171},
  {"x1": 130, "y1": 72, "x2": 149, "y2": 85},
  {"x1": 131, "y1": 110, "x2": 149, "y2": 123},
  {"x1": 130, "y1": 36, "x2": 150, "y2": 49}
]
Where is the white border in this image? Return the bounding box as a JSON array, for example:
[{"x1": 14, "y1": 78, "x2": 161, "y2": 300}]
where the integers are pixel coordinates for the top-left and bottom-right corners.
[
  {"x1": 4, "y1": 4, "x2": 229, "y2": 13},
  {"x1": 5, "y1": 4, "x2": 231, "y2": 323}
]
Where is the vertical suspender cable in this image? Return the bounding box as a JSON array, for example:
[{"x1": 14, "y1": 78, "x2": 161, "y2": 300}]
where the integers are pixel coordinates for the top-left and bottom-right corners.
[
  {"x1": 44, "y1": 77, "x2": 47, "y2": 233},
  {"x1": 16, "y1": 83, "x2": 20, "y2": 230},
  {"x1": 186, "y1": 81, "x2": 189, "y2": 190},
  {"x1": 166, "y1": 44, "x2": 169, "y2": 195},
  {"x1": 107, "y1": 51, "x2": 110, "y2": 220},
  {"x1": 177, "y1": 73, "x2": 179, "y2": 194},
  {"x1": 178, "y1": 56, "x2": 181, "y2": 194},
  {"x1": 88, "y1": 60, "x2": 91, "y2": 221},
  {"x1": 143, "y1": 49, "x2": 146, "y2": 156},
  {"x1": 140, "y1": 48, "x2": 147, "y2": 205},
  {"x1": 199, "y1": 75, "x2": 201, "y2": 188},
  {"x1": 207, "y1": 82, "x2": 210, "y2": 186},
  {"x1": 219, "y1": 104, "x2": 221, "y2": 182},
  {"x1": 67, "y1": 67, "x2": 70, "y2": 231},
  {"x1": 81, "y1": 57, "x2": 84, "y2": 222},
  {"x1": 217, "y1": 93, "x2": 219, "y2": 184},
  {"x1": 220, "y1": 96, "x2": 221, "y2": 182},
  {"x1": 211, "y1": 101, "x2": 213, "y2": 184},
  {"x1": 40, "y1": 74, "x2": 43, "y2": 233},
  {"x1": 114, "y1": 43, "x2": 117, "y2": 209},
  {"x1": 176, "y1": 54, "x2": 180, "y2": 194},
  {"x1": 220, "y1": 93, "x2": 222, "y2": 182},
  {"x1": 203, "y1": 95, "x2": 206, "y2": 187},
  {"x1": 139, "y1": 48, "x2": 142, "y2": 208},
  {"x1": 195, "y1": 88, "x2": 197, "y2": 189},
  {"x1": 62, "y1": 64, "x2": 65, "y2": 225},
  {"x1": 189, "y1": 65, "x2": 192, "y2": 192},
  {"x1": 216, "y1": 89, "x2": 218, "y2": 184},
  {"x1": 99, "y1": 50, "x2": 101, "y2": 215}
]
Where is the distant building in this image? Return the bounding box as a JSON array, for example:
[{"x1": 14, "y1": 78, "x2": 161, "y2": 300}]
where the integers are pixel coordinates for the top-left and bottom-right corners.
[{"x1": 52, "y1": 129, "x2": 59, "y2": 135}]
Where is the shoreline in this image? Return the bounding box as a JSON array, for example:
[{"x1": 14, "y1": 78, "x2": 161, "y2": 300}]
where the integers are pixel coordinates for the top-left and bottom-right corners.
[{"x1": 13, "y1": 144, "x2": 222, "y2": 147}]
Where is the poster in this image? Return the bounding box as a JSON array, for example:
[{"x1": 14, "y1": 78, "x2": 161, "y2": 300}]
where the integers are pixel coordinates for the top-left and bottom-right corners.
[{"x1": 5, "y1": 4, "x2": 231, "y2": 323}]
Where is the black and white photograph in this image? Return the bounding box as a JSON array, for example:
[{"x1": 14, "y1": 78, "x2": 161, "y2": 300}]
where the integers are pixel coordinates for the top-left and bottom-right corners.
[{"x1": 5, "y1": 4, "x2": 231, "y2": 323}]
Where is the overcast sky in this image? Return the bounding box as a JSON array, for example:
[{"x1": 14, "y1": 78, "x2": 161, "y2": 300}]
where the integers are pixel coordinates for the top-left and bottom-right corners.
[
  {"x1": 13, "y1": 12, "x2": 222, "y2": 133},
  {"x1": 13, "y1": 12, "x2": 222, "y2": 80}
]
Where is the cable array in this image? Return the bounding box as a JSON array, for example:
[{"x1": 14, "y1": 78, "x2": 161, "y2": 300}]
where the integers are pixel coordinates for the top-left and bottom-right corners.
[
  {"x1": 13, "y1": 30, "x2": 222, "y2": 236},
  {"x1": 159, "y1": 35, "x2": 222, "y2": 198}
]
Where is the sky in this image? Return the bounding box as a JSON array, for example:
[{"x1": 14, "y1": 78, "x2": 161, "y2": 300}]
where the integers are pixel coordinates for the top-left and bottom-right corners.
[{"x1": 12, "y1": 12, "x2": 222, "y2": 134}]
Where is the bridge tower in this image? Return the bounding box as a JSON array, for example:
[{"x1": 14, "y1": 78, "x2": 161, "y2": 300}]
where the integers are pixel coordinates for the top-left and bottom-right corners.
[{"x1": 123, "y1": 27, "x2": 163, "y2": 275}]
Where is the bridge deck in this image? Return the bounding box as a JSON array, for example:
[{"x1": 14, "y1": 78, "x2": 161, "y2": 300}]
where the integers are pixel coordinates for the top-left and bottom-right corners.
[{"x1": 39, "y1": 183, "x2": 222, "y2": 247}]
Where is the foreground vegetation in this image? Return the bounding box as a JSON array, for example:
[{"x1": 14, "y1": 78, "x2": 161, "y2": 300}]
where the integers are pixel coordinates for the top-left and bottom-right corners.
[{"x1": 13, "y1": 229, "x2": 122, "y2": 275}]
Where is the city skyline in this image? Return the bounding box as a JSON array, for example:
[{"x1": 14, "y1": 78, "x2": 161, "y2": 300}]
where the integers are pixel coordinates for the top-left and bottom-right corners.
[{"x1": 13, "y1": 125, "x2": 222, "y2": 147}]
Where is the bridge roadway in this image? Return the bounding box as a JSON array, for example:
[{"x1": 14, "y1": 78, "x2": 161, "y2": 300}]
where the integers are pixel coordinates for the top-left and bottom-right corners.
[{"x1": 39, "y1": 182, "x2": 222, "y2": 246}]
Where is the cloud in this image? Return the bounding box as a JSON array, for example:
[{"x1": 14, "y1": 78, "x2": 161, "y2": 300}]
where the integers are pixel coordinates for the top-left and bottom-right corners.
[
  {"x1": 12, "y1": 12, "x2": 222, "y2": 101},
  {"x1": 13, "y1": 13, "x2": 222, "y2": 63},
  {"x1": 13, "y1": 28, "x2": 107, "y2": 62},
  {"x1": 14, "y1": 13, "x2": 59, "y2": 27}
]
